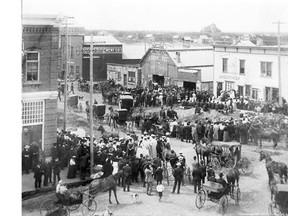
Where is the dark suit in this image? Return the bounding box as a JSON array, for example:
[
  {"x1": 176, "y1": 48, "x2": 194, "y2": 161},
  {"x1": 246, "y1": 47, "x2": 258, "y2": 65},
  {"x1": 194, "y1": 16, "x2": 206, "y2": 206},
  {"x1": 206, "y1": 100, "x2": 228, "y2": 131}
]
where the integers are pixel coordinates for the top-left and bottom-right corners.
[
  {"x1": 192, "y1": 167, "x2": 202, "y2": 193},
  {"x1": 53, "y1": 160, "x2": 61, "y2": 185},
  {"x1": 172, "y1": 167, "x2": 183, "y2": 193},
  {"x1": 199, "y1": 164, "x2": 206, "y2": 184},
  {"x1": 34, "y1": 165, "x2": 43, "y2": 189},
  {"x1": 122, "y1": 165, "x2": 132, "y2": 191}
]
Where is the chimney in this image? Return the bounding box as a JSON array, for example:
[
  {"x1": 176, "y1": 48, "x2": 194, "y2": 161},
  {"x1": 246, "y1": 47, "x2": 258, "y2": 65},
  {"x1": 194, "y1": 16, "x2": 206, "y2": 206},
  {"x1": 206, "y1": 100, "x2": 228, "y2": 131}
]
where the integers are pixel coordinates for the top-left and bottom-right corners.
[
  {"x1": 256, "y1": 38, "x2": 263, "y2": 46},
  {"x1": 176, "y1": 52, "x2": 181, "y2": 63}
]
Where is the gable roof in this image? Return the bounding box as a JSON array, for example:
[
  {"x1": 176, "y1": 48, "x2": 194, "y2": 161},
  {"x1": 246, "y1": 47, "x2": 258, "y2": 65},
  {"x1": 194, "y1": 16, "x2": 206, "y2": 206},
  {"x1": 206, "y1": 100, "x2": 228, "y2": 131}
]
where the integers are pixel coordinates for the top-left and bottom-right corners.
[{"x1": 235, "y1": 40, "x2": 256, "y2": 46}]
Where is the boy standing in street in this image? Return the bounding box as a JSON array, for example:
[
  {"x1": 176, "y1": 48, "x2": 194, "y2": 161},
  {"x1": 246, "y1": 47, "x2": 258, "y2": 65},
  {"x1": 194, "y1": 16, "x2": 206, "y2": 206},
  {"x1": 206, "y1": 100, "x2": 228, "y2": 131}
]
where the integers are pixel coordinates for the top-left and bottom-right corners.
[{"x1": 156, "y1": 183, "x2": 165, "y2": 202}]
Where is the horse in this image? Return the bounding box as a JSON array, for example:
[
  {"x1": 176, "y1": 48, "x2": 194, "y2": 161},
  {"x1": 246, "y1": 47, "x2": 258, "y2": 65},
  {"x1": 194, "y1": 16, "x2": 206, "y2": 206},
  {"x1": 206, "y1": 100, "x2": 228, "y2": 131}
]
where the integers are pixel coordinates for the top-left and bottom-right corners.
[
  {"x1": 194, "y1": 143, "x2": 212, "y2": 165},
  {"x1": 226, "y1": 168, "x2": 240, "y2": 195},
  {"x1": 248, "y1": 125, "x2": 280, "y2": 148},
  {"x1": 88, "y1": 171, "x2": 123, "y2": 205},
  {"x1": 260, "y1": 151, "x2": 287, "y2": 184},
  {"x1": 97, "y1": 125, "x2": 119, "y2": 142}
]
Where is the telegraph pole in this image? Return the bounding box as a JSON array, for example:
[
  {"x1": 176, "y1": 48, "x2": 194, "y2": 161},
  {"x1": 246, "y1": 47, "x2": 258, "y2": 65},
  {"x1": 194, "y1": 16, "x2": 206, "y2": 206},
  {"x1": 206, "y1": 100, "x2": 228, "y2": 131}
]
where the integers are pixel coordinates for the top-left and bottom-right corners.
[
  {"x1": 273, "y1": 21, "x2": 286, "y2": 107},
  {"x1": 63, "y1": 16, "x2": 73, "y2": 131},
  {"x1": 89, "y1": 34, "x2": 94, "y2": 173}
]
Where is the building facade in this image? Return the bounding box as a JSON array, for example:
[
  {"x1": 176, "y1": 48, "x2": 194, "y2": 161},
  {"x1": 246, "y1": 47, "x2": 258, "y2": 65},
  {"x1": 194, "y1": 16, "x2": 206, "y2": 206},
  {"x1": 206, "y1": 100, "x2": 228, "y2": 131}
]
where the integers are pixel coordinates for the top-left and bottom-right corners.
[
  {"x1": 213, "y1": 44, "x2": 288, "y2": 101},
  {"x1": 59, "y1": 27, "x2": 84, "y2": 79},
  {"x1": 22, "y1": 14, "x2": 60, "y2": 155},
  {"x1": 82, "y1": 36, "x2": 122, "y2": 81},
  {"x1": 140, "y1": 46, "x2": 214, "y2": 92}
]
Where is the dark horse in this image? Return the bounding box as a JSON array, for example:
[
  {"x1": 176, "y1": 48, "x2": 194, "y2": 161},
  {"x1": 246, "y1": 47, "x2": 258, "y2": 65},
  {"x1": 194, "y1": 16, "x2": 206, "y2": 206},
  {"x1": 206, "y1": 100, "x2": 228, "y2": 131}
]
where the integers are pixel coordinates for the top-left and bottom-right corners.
[
  {"x1": 88, "y1": 171, "x2": 123, "y2": 205},
  {"x1": 226, "y1": 168, "x2": 240, "y2": 196},
  {"x1": 248, "y1": 125, "x2": 280, "y2": 148},
  {"x1": 260, "y1": 151, "x2": 287, "y2": 184},
  {"x1": 97, "y1": 125, "x2": 119, "y2": 142}
]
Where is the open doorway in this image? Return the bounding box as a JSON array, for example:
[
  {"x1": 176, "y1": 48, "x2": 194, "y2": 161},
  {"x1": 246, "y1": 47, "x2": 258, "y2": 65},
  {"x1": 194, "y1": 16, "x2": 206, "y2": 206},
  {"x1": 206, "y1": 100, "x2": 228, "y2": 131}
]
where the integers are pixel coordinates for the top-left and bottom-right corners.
[
  {"x1": 153, "y1": 75, "x2": 164, "y2": 87},
  {"x1": 183, "y1": 81, "x2": 196, "y2": 91}
]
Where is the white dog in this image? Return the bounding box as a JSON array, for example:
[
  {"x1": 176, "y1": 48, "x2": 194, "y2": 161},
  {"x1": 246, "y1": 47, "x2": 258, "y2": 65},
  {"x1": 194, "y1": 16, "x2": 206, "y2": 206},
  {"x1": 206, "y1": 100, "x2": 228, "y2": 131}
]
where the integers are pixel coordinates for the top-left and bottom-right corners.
[{"x1": 131, "y1": 193, "x2": 139, "y2": 204}]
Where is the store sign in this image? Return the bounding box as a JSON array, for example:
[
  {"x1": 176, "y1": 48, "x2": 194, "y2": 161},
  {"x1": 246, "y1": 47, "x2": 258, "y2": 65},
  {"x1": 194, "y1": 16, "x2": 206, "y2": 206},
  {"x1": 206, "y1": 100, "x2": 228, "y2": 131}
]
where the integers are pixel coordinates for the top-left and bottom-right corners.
[
  {"x1": 82, "y1": 46, "x2": 122, "y2": 55},
  {"x1": 219, "y1": 74, "x2": 240, "y2": 80}
]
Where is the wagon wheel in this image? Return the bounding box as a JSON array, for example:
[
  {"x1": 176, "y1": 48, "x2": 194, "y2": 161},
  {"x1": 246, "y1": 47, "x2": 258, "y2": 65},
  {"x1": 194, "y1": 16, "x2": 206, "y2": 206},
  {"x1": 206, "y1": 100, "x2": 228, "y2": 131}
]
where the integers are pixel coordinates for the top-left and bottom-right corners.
[
  {"x1": 82, "y1": 199, "x2": 97, "y2": 216},
  {"x1": 195, "y1": 189, "x2": 206, "y2": 209},
  {"x1": 226, "y1": 159, "x2": 234, "y2": 169},
  {"x1": 239, "y1": 157, "x2": 253, "y2": 175},
  {"x1": 219, "y1": 195, "x2": 228, "y2": 215},
  {"x1": 40, "y1": 199, "x2": 69, "y2": 216},
  {"x1": 268, "y1": 202, "x2": 281, "y2": 216},
  {"x1": 235, "y1": 187, "x2": 241, "y2": 205}
]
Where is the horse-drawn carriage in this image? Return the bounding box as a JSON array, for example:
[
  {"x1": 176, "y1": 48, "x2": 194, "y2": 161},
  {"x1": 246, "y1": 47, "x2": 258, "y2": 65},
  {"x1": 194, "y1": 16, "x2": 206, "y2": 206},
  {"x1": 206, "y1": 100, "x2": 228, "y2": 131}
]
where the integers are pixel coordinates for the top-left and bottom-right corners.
[
  {"x1": 119, "y1": 93, "x2": 134, "y2": 112},
  {"x1": 209, "y1": 142, "x2": 253, "y2": 175},
  {"x1": 268, "y1": 184, "x2": 288, "y2": 216},
  {"x1": 93, "y1": 104, "x2": 106, "y2": 123},
  {"x1": 195, "y1": 180, "x2": 241, "y2": 215},
  {"x1": 40, "y1": 189, "x2": 97, "y2": 216}
]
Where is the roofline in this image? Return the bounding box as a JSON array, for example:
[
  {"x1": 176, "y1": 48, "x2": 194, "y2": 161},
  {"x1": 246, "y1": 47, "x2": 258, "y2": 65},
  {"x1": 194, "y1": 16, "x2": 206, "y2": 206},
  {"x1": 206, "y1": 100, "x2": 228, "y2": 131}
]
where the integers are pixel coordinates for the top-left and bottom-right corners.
[
  {"x1": 213, "y1": 44, "x2": 288, "y2": 52},
  {"x1": 107, "y1": 62, "x2": 140, "y2": 67}
]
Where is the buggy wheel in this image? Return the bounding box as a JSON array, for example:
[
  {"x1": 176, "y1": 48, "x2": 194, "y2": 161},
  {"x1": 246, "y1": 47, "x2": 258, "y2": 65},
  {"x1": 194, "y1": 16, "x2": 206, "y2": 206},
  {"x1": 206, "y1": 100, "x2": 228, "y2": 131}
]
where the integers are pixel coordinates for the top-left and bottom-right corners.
[
  {"x1": 40, "y1": 199, "x2": 55, "y2": 216},
  {"x1": 226, "y1": 159, "x2": 234, "y2": 169},
  {"x1": 82, "y1": 199, "x2": 97, "y2": 216},
  {"x1": 240, "y1": 157, "x2": 253, "y2": 175},
  {"x1": 219, "y1": 195, "x2": 228, "y2": 215},
  {"x1": 268, "y1": 202, "x2": 281, "y2": 216},
  {"x1": 195, "y1": 189, "x2": 206, "y2": 209},
  {"x1": 235, "y1": 188, "x2": 241, "y2": 205}
]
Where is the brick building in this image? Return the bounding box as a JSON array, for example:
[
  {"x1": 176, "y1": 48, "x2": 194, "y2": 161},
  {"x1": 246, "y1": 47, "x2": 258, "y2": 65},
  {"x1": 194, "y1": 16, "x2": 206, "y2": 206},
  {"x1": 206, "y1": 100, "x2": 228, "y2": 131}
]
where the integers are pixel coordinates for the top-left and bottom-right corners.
[
  {"x1": 22, "y1": 14, "x2": 60, "y2": 155},
  {"x1": 59, "y1": 27, "x2": 84, "y2": 79}
]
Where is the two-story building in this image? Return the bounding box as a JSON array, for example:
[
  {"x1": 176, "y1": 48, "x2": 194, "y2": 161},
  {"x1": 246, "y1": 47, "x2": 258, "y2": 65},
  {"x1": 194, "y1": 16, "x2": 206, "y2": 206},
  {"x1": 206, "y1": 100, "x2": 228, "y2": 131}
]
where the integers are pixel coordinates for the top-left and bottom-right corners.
[
  {"x1": 59, "y1": 27, "x2": 84, "y2": 79},
  {"x1": 213, "y1": 44, "x2": 288, "y2": 101},
  {"x1": 140, "y1": 45, "x2": 214, "y2": 92},
  {"x1": 22, "y1": 14, "x2": 60, "y2": 155}
]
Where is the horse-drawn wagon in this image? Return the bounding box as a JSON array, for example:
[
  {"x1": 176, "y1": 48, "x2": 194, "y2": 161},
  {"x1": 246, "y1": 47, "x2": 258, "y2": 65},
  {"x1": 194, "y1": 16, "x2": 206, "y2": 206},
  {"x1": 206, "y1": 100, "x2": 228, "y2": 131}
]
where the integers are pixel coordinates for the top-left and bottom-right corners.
[
  {"x1": 39, "y1": 188, "x2": 97, "y2": 216},
  {"x1": 93, "y1": 104, "x2": 106, "y2": 123},
  {"x1": 195, "y1": 180, "x2": 240, "y2": 215},
  {"x1": 119, "y1": 93, "x2": 134, "y2": 112},
  {"x1": 209, "y1": 142, "x2": 253, "y2": 175},
  {"x1": 268, "y1": 184, "x2": 288, "y2": 216}
]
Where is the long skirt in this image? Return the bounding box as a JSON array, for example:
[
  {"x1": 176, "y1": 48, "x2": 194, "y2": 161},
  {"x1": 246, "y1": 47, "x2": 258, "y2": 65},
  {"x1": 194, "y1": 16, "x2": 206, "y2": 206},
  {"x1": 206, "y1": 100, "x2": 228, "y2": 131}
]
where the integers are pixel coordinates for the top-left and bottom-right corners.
[{"x1": 67, "y1": 164, "x2": 77, "y2": 179}]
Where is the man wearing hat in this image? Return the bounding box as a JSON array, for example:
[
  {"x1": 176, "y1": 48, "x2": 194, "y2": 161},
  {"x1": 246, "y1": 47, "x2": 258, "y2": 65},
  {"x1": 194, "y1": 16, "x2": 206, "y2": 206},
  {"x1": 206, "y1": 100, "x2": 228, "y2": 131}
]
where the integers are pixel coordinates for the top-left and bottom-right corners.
[
  {"x1": 122, "y1": 163, "x2": 132, "y2": 192},
  {"x1": 172, "y1": 162, "x2": 183, "y2": 194}
]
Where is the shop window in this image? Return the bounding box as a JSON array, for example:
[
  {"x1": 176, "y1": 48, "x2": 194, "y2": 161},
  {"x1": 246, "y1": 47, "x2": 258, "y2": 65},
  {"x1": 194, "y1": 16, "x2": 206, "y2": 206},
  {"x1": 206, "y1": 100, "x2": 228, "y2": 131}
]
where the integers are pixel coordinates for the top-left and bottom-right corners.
[
  {"x1": 239, "y1": 60, "x2": 245, "y2": 74},
  {"x1": 245, "y1": 85, "x2": 251, "y2": 97},
  {"x1": 26, "y1": 52, "x2": 39, "y2": 82},
  {"x1": 225, "y1": 81, "x2": 234, "y2": 91},
  {"x1": 128, "y1": 71, "x2": 136, "y2": 83},
  {"x1": 261, "y1": 62, "x2": 272, "y2": 77},
  {"x1": 222, "y1": 58, "x2": 228, "y2": 73},
  {"x1": 238, "y1": 86, "x2": 244, "y2": 96},
  {"x1": 22, "y1": 101, "x2": 44, "y2": 125}
]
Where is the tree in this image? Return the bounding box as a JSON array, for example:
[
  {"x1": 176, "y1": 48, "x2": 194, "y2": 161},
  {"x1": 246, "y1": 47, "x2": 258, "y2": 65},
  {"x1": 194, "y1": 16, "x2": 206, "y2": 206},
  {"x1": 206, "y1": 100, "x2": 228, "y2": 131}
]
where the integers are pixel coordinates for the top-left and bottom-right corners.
[{"x1": 200, "y1": 23, "x2": 221, "y2": 36}]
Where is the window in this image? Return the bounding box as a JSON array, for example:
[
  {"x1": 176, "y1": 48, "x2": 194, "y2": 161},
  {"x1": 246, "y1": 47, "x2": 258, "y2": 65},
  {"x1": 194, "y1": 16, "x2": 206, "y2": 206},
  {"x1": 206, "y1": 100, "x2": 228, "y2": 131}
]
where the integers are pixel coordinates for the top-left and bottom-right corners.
[
  {"x1": 117, "y1": 71, "x2": 121, "y2": 81},
  {"x1": 225, "y1": 81, "x2": 234, "y2": 91},
  {"x1": 245, "y1": 85, "x2": 251, "y2": 97},
  {"x1": 222, "y1": 58, "x2": 228, "y2": 73},
  {"x1": 70, "y1": 65, "x2": 74, "y2": 74},
  {"x1": 238, "y1": 86, "x2": 244, "y2": 96},
  {"x1": 76, "y1": 66, "x2": 80, "y2": 74},
  {"x1": 26, "y1": 52, "x2": 39, "y2": 82},
  {"x1": 22, "y1": 101, "x2": 44, "y2": 125},
  {"x1": 265, "y1": 87, "x2": 278, "y2": 101},
  {"x1": 261, "y1": 62, "x2": 272, "y2": 77},
  {"x1": 76, "y1": 46, "x2": 80, "y2": 55},
  {"x1": 239, "y1": 60, "x2": 245, "y2": 74},
  {"x1": 252, "y1": 89, "x2": 258, "y2": 99},
  {"x1": 128, "y1": 71, "x2": 136, "y2": 83}
]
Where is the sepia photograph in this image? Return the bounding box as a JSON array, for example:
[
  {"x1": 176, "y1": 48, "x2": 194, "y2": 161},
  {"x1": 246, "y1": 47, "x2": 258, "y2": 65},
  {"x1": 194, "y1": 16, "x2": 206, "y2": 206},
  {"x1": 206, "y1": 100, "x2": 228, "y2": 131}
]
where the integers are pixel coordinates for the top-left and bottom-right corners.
[{"x1": 17, "y1": 0, "x2": 288, "y2": 215}]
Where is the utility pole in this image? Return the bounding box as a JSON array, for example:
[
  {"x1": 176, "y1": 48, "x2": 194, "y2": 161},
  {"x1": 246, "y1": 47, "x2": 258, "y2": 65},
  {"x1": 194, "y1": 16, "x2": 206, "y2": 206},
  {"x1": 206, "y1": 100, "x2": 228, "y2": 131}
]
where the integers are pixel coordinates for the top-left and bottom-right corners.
[
  {"x1": 272, "y1": 21, "x2": 286, "y2": 107},
  {"x1": 89, "y1": 34, "x2": 94, "y2": 174},
  {"x1": 63, "y1": 16, "x2": 74, "y2": 131}
]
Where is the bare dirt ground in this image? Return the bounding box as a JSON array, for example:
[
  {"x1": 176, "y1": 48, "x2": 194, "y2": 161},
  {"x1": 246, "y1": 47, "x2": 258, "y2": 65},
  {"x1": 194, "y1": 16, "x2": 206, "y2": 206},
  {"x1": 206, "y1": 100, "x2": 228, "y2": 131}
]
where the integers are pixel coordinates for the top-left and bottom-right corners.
[{"x1": 22, "y1": 86, "x2": 288, "y2": 216}]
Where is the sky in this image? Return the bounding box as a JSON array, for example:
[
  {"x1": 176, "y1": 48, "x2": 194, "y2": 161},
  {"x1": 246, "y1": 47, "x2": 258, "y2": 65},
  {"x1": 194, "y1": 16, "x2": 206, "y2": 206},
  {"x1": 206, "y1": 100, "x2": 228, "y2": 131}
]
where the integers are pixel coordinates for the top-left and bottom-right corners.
[{"x1": 22, "y1": 0, "x2": 288, "y2": 33}]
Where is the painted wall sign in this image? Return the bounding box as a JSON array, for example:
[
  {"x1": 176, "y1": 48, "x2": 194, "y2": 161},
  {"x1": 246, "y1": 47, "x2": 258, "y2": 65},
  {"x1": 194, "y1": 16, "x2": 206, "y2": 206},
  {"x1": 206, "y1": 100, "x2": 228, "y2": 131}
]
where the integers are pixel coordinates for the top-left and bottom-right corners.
[{"x1": 219, "y1": 74, "x2": 240, "y2": 80}]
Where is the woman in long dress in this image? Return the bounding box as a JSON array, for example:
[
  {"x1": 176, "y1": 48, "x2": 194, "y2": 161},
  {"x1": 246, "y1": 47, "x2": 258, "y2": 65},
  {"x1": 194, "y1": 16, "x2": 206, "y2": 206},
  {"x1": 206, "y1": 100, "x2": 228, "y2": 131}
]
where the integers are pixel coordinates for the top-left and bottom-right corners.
[
  {"x1": 67, "y1": 156, "x2": 77, "y2": 179},
  {"x1": 223, "y1": 123, "x2": 230, "y2": 142}
]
